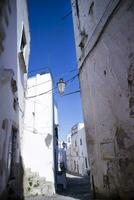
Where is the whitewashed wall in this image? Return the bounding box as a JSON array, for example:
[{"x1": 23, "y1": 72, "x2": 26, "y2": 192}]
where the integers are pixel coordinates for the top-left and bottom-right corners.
[
  {"x1": 17, "y1": 0, "x2": 30, "y2": 147},
  {"x1": 66, "y1": 134, "x2": 71, "y2": 172},
  {"x1": 71, "y1": 0, "x2": 134, "y2": 198},
  {"x1": 54, "y1": 104, "x2": 59, "y2": 176},
  {"x1": 0, "y1": 69, "x2": 16, "y2": 195},
  {"x1": 0, "y1": 0, "x2": 17, "y2": 77},
  {"x1": 66, "y1": 123, "x2": 89, "y2": 176},
  {"x1": 0, "y1": 0, "x2": 30, "y2": 198},
  {"x1": 22, "y1": 73, "x2": 55, "y2": 196},
  {"x1": 78, "y1": 125, "x2": 89, "y2": 175}
]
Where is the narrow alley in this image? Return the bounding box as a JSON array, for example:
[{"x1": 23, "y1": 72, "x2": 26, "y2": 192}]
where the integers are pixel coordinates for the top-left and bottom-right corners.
[
  {"x1": 0, "y1": 0, "x2": 134, "y2": 199},
  {"x1": 25, "y1": 173, "x2": 91, "y2": 200}
]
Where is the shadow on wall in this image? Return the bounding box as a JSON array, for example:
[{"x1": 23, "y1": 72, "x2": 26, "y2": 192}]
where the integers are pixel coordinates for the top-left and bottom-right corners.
[{"x1": 6, "y1": 155, "x2": 24, "y2": 200}]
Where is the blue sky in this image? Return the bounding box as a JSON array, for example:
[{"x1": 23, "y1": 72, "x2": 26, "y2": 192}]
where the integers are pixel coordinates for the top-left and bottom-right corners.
[{"x1": 27, "y1": 0, "x2": 83, "y2": 141}]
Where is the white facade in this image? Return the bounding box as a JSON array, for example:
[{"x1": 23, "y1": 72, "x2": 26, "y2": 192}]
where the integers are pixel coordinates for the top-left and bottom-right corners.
[
  {"x1": 0, "y1": 0, "x2": 30, "y2": 199},
  {"x1": 58, "y1": 141, "x2": 67, "y2": 170},
  {"x1": 66, "y1": 134, "x2": 71, "y2": 173},
  {"x1": 53, "y1": 103, "x2": 59, "y2": 191},
  {"x1": 71, "y1": 0, "x2": 134, "y2": 198},
  {"x1": 22, "y1": 72, "x2": 58, "y2": 196},
  {"x1": 66, "y1": 123, "x2": 89, "y2": 176},
  {"x1": 57, "y1": 141, "x2": 67, "y2": 190}
]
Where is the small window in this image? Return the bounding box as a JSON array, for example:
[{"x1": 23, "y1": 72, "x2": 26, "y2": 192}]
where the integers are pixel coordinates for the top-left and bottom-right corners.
[
  {"x1": 8, "y1": 127, "x2": 18, "y2": 179},
  {"x1": 19, "y1": 27, "x2": 27, "y2": 73},
  {"x1": 13, "y1": 98, "x2": 18, "y2": 111},
  {"x1": 55, "y1": 127, "x2": 58, "y2": 138},
  {"x1": 20, "y1": 28, "x2": 26, "y2": 52},
  {"x1": 75, "y1": 0, "x2": 79, "y2": 18},
  {"x1": 2, "y1": 119, "x2": 6, "y2": 129},
  {"x1": 2, "y1": 119, "x2": 8, "y2": 130},
  {"x1": 11, "y1": 79, "x2": 17, "y2": 93},
  {"x1": 80, "y1": 138, "x2": 82, "y2": 145},
  {"x1": 85, "y1": 157, "x2": 88, "y2": 168},
  {"x1": 88, "y1": 1, "x2": 94, "y2": 15},
  {"x1": 74, "y1": 160, "x2": 76, "y2": 170},
  {"x1": 75, "y1": 140, "x2": 77, "y2": 147}
]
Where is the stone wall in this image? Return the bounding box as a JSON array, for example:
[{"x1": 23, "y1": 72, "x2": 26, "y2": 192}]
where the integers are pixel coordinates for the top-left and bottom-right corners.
[
  {"x1": 22, "y1": 73, "x2": 56, "y2": 197},
  {"x1": 0, "y1": 0, "x2": 30, "y2": 199},
  {"x1": 71, "y1": 0, "x2": 134, "y2": 198}
]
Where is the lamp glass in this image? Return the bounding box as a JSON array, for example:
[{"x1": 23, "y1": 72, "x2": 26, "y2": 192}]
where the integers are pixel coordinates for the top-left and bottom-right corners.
[{"x1": 57, "y1": 78, "x2": 66, "y2": 95}]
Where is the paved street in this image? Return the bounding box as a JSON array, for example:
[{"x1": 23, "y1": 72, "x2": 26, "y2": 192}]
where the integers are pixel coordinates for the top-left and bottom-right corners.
[{"x1": 25, "y1": 173, "x2": 92, "y2": 200}]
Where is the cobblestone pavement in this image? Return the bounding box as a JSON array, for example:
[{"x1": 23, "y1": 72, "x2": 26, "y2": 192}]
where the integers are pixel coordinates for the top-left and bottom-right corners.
[{"x1": 25, "y1": 173, "x2": 92, "y2": 200}]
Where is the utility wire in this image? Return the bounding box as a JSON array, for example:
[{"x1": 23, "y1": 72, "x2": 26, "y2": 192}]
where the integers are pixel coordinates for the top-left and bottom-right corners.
[
  {"x1": 28, "y1": 80, "x2": 51, "y2": 89},
  {"x1": 27, "y1": 68, "x2": 78, "y2": 89},
  {"x1": 26, "y1": 73, "x2": 79, "y2": 99},
  {"x1": 62, "y1": 11, "x2": 72, "y2": 20},
  {"x1": 62, "y1": 90, "x2": 80, "y2": 96},
  {"x1": 26, "y1": 86, "x2": 57, "y2": 99},
  {"x1": 26, "y1": 99, "x2": 49, "y2": 110},
  {"x1": 66, "y1": 74, "x2": 79, "y2": 83},
  {"x1": 28, "y1": 67, "x2": 50, "y2": 75},
  {"x1": 18, "y1": 103, "x2": 24, "y2": 114},
  {"x1": 29, "y1": 67, "x2": 77, "y2": 75}
]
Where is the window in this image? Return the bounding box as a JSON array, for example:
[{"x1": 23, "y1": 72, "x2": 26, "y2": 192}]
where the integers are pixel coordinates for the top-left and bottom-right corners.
[
  {"x1": 85, "y1": 157, "x2": 88, "y2": 169},
  {"x1": 88, "y1": 1, "x2": 94, "y2": 15},
  {"x1": 19, "y1": 27, "x2": 27, "y2": 73},
  {"x1": 55, "y1": 126, "x2": 58, "y2": 138},
  {"x1": 77, "y1": 162, "x2": 79, "y2": 173},
  {"x1": 11, "y1": 78, "x2": 17, "y2": 93},
  {"x1": 75, "y1": 0, "x2": 79, "y2": 19},
  {"x1": 128, "y1": 64, "x2": 134, "y2": 118},
  {"x1": 2, "y1": 119, "x2": 8, "y2": 130},
  {"x1": 13, "y1": 98, "x2": 18, "y2": 111},
  {"x1": 8, "y1": 127, "x2": 18, "y2": 179},
  {"x1": 80, "y1": 138, "x2": 82, "y2": 145},
  {"x1": 74, "y1": 160, "x2": 76, "y2": 170},
  {"x1": 20, "y1": 28, "x2": 26, "y2": 52}
]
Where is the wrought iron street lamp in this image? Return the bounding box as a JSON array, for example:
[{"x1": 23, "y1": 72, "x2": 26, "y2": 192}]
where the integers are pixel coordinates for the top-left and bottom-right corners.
[
  {"x1": 57, "y1": 77, "x2": 80, "y2": 96},
  {"x1": 57, "y1": 78, "x2": 66, "y2": 95}
]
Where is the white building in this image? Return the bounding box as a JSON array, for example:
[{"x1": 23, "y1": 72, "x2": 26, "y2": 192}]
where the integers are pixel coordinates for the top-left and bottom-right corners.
[
  {"x1": 66, "y1": 134, "x2": 71, "y2": 173},
  {"x1": 71, "y1": 0, "x2": 134, "y2": 199},
  {"x1": 22, "y1": 72, "x2": 58, "y2": 196},
  {"x1": 58, "y1": 141, "x2": 67, "y2": 171},
  {"x1": 57, "y1": 141, "x2": 67, "y2": 190},
  {"x1": 66, "y1": 123, "x2": 89, "y2": 176},
  {"x1": 0, "y1": 0, "x2": 30, "y2": 199}
]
